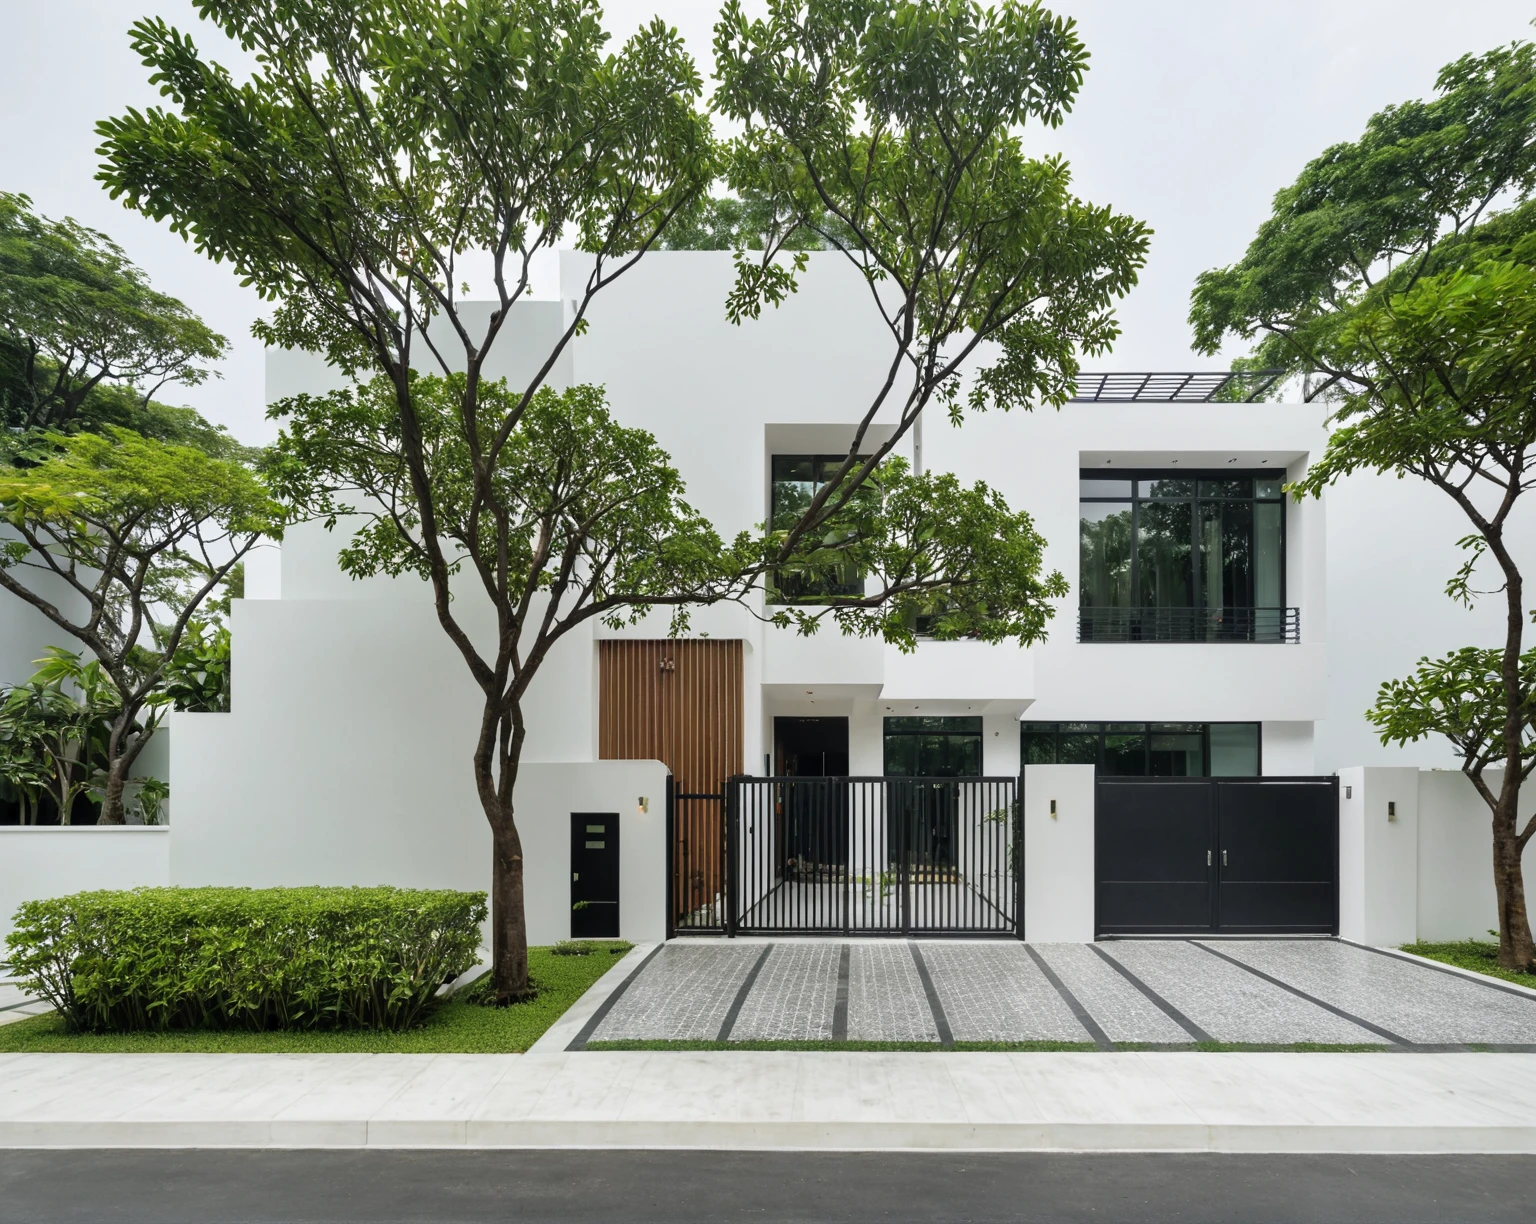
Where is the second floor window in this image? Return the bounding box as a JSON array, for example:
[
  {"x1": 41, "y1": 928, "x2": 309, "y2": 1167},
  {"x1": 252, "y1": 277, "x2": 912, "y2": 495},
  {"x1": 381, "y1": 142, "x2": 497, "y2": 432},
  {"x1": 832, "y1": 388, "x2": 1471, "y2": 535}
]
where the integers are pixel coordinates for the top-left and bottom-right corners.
[
  {"x1": 770, "y1": 454, "x2": 867, "y2": 604},
  {"x1": 1079, "y1": 470, "x2": 1287, "y2": 641}
]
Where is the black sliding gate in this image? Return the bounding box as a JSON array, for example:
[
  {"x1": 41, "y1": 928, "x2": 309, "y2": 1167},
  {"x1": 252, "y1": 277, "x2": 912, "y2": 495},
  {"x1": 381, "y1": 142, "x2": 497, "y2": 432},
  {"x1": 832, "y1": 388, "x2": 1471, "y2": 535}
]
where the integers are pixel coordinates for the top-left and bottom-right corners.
[
  {"x1": 669, "y1": 775, "x2": 1022, "y2": 936},
  {"x1": 1095, "y1": 776, "x2": 1338, "y2": 936}
]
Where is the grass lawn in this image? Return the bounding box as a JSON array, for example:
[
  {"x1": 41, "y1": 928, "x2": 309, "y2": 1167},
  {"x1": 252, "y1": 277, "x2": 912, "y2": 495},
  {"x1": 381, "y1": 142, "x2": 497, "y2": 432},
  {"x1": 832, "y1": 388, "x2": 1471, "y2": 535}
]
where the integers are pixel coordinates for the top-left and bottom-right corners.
[
  {"x1": 0, "y1": 942, "x2": 631, "y2": 1054},
  {"x1": 1399, "y1": 939, "x2": 1536, "y2": 990}
]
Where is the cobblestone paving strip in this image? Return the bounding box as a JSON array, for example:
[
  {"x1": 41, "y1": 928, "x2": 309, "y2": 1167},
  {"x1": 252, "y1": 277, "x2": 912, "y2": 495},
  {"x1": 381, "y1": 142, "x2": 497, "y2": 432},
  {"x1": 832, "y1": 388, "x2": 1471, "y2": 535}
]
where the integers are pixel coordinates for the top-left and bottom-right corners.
[
  {"x1": 1101, "y1": 941, "x2": 1385, "y2": 1045},
  {"x1": 1035, "y1": 944, "x2": 1192, "y2": 1044},
  {"x1": 590, "y1": 944, "x2": 761, "y2": 1041},
  {"x1": 922, "y1": 943, "x2": 1089, "y2": 1043},
  {"x1": 847, "y1": 942, "x2": 938, "y2": 1041},
  {"x1": 729, "y1": 943, "x2": 840, "y2": 1042},
  {"x1": 1207, "y1": 939, "x2": 1536, "y2": 1045}
]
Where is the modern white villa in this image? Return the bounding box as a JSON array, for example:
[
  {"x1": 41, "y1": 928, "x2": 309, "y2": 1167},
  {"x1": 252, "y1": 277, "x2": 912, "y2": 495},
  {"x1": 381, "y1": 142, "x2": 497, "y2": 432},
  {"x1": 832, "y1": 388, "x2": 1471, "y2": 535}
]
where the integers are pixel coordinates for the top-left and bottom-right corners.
[{"x1": 1, "y1": 251, "x2": 1529, "y2": 951}]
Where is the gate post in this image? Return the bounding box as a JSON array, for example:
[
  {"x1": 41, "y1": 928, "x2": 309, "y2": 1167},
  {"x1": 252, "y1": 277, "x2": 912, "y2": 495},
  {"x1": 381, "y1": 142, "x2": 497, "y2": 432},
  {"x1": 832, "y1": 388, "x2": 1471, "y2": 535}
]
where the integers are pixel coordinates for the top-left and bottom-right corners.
[
  {"x1": 723, "y1": 777, "x2": 738, "y2": 938},
  {"x1": 665, "y1": 774, "x2": 676, "y2": 940}
]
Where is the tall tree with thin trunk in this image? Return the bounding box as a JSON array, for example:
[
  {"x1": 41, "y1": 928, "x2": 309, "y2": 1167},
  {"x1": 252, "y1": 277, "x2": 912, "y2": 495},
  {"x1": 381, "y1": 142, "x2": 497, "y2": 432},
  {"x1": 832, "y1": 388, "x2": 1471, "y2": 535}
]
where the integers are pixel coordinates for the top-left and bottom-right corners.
[
  {"x1": 1190, "y1": 39, "x2": 1536, "y2": 969},
  {"x1": 99, "y1": 0, "x2": 1146, "y2": 1000}
]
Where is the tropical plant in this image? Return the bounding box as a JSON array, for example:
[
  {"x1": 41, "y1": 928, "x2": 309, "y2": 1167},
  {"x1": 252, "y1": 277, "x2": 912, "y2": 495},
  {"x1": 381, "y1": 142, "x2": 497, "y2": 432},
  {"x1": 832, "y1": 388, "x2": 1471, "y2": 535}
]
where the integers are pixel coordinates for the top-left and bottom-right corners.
[
  {"x1": 160, "y1": 620, "x2": 233, "y2": 713},
  {"x1": 1190, "y1": 39, "x2": 1536, "y2": 970},
  {"x1": 0, "y1": 650, "x2": 118, "y2": 824},
  {"x1": 0, "y1": 429, "x2": 283, "y2": 821},
  {"x1": 98, "y1": 0, "x2": 1142, "y2": 1002}
]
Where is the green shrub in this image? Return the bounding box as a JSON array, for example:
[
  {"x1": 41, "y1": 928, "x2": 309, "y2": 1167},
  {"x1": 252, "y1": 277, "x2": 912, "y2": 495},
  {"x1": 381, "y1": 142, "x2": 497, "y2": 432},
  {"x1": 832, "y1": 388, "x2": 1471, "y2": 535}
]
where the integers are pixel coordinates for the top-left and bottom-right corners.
[{"x1": 4, "y1": 886, "x2": 486, "y2": 1033}]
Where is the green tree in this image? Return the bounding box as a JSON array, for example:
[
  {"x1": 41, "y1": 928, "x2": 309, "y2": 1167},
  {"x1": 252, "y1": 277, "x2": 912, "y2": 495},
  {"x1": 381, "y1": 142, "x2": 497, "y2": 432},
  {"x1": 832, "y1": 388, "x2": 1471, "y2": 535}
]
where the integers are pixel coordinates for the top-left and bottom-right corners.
[
  {"x1": 0, "y1": 192, "x2": 229, "y2": 442},
  {"x1": 712, "y1": 0, "x2": 1149, "y2": 564},
  {"x1": 98, "y1": 0, "x2": 1140, "y2": 1001},
  {"x1": 1190, "y1": 40, "x2": 1536, "y2": 970},
  {"x1": 0, "y1": 429, "x2": 283, "y2": 823},
  {"x1": 0, "y1": 650, "x2": 117, "y2": 825}
]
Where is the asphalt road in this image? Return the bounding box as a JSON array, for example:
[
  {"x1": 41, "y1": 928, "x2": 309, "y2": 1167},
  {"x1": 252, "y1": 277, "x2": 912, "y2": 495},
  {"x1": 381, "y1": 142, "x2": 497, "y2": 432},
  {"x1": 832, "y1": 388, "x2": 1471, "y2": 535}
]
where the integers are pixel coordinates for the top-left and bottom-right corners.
[{"x1": 1, "y1": 1149, "x2": 1531, "y2": 1223}]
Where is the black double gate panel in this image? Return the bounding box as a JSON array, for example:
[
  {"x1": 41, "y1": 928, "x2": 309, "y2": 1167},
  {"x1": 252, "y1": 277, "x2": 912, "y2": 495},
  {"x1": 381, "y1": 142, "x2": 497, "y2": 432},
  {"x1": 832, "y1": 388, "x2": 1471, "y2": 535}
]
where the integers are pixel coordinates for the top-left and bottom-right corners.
[
  {"x1": 1095, "y1": 776, "x2": 1338, "y2": 936},
  {"x1": 722, "y1": 776, "x2": 1021, "y2": 936}
]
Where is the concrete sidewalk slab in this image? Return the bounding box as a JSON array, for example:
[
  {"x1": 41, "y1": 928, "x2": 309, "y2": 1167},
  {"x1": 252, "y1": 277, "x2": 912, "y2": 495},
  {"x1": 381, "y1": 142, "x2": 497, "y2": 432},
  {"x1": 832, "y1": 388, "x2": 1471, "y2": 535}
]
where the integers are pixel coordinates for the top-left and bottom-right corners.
[{"x1": 1, "y1": 1050, "x2": 1535, "y2": 1152}]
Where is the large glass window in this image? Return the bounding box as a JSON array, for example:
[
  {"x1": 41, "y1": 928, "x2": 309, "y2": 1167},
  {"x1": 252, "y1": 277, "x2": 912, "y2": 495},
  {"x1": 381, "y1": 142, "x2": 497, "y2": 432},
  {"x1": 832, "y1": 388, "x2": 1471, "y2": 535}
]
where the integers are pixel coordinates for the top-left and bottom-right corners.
[
  {"x1": 770, "y1": 455, "x2": 867, "y2": 603},
  {"x1": 1080, "y1": 471, "x2": 1287, "y2": 641},
  {"x1": 884, "y1": 716, "x2": 983, "y2": 777},
  {"x1": 1020, "y1": 722, "x2": 1260, "y2": 776}
]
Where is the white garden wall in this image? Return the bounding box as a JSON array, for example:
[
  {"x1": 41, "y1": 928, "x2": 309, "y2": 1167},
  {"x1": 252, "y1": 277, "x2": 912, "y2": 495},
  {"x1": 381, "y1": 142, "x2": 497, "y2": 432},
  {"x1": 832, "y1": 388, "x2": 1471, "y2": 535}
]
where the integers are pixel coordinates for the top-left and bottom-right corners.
[{"x1": 0, "y1": 827, "x2": 170, "y2": 945}]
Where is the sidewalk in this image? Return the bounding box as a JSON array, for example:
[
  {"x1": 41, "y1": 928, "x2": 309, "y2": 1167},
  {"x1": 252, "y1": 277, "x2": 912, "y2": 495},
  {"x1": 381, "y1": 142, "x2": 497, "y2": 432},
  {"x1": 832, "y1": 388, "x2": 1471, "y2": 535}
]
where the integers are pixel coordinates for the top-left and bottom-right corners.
[{"x1": 2, "y1": 1049, "x2": 1535, "y2": 1151}]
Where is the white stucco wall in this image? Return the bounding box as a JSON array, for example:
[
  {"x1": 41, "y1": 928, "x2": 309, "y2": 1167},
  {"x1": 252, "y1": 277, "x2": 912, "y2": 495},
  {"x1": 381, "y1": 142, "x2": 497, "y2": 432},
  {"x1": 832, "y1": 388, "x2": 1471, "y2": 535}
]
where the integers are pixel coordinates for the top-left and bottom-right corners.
[
  {"x1": 0, "y1": 828, "x2": 170, "y2": 945},
  {"x1": 1022, "y1": 764, "x2": 1096, "y2": 942}
]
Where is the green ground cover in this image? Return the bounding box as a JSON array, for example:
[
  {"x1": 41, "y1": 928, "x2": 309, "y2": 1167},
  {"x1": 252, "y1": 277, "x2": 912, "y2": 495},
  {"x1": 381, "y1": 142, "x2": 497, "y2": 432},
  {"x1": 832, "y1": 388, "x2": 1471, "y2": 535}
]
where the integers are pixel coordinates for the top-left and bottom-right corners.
[
  {"x1": 1400, "y1": 940, "x2": 1536, "y2": 990},
  {"x1": 0, "y1": 942, "x2": 630, "y2": 1054}
]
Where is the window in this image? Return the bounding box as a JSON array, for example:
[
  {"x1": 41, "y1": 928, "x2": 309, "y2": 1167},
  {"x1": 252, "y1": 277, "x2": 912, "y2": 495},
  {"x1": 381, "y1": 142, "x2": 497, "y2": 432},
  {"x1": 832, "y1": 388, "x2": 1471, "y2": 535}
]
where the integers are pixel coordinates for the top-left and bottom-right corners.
[
  {"x1": 769, "y1": 455, "x2": 867, "y2": 603},
  {"x1": 1020, "y1": 722, "x2": 1260, "y2": 776},
  {"x1": 884, "y1": 716, "x2": 983, "y2": 777},
  {"x1": 1079, "y1": 471, "x2": 1287, "y2": 641}
]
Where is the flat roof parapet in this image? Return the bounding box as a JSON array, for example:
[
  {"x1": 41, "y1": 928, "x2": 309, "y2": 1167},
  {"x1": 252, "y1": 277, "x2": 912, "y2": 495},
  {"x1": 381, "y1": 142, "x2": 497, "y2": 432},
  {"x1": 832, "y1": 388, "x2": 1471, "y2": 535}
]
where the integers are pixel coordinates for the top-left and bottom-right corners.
[{"x1": 1072, "y1": 371, "x2": 1284, "y2": 403}]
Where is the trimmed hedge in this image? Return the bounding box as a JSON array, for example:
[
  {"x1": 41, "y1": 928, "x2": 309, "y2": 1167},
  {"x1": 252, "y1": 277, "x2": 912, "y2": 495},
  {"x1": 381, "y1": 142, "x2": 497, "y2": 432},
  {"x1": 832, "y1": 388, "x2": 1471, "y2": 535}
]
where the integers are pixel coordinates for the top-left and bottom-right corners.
[{"x1": 4, "y1": 886, "x2": 486, "y2": 1033}]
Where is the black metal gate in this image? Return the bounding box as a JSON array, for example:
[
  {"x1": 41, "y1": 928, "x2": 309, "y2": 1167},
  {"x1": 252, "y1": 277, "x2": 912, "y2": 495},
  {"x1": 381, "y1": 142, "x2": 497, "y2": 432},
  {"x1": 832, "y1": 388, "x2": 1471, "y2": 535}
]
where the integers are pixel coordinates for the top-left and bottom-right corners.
[
  {"x1": 667, "y1": 776, "x2": 726, "y2": 934},
  {"x1": 717, "y1": 775, "x2": 1021, "y2": 935},
  {"x1": 1095, "y1": 776, "x2": 1338, "y2": 936}
]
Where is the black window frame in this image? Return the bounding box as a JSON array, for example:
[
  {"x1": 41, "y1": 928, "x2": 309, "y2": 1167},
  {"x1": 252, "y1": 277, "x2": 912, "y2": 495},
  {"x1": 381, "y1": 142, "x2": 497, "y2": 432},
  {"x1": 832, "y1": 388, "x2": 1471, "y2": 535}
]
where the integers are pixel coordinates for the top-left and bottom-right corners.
[
  {"x1": 884, "y1": 716, "x2": 984, "y2": 777},
  {"x1": 768, "y1": 454, "x2": 869, "y2": 605},
  {"x1": 1019, "y1": 721, "x2": 1262, "y2": 777},
  {"x1": 1078, "y1": 468, "x2": 1287, "y2": 613}
]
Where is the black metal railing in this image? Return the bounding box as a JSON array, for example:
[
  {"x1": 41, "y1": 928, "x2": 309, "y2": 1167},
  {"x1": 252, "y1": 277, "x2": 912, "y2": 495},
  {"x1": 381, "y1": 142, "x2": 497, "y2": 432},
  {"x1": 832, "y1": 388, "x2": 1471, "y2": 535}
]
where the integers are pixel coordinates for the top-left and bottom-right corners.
[
  {"x1": 1078, "y1": 606, "x2": 1300, "y2": 643},
  {"x1": 1072, "y1": 370, "x2": 1285, "y2": 402},
  {"x1": 723, "y1": 776, "x2": 1021, "y2": 936}
]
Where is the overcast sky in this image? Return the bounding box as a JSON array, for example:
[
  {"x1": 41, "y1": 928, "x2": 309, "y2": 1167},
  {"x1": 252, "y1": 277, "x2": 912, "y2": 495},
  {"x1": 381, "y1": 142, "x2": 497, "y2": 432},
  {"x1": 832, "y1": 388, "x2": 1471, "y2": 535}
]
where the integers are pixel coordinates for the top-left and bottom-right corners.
[{"x1": 3, "y1": 1, "x2": 1530, "y2": 445}]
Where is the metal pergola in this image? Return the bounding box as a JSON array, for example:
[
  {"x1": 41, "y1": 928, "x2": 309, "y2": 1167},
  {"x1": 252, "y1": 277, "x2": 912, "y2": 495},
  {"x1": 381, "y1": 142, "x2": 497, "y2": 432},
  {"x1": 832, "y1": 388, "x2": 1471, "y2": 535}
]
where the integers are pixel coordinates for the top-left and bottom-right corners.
[{"x1": 1071, "y1": 371, "x2": 1285, "y2": 403}]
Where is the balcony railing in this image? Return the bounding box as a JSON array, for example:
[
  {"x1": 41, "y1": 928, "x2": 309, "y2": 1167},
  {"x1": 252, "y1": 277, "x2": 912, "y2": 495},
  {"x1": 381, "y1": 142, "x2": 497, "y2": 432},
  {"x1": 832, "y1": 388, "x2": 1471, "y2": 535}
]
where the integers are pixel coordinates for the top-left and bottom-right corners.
[{"x1": 1078, "y1": 606, "x2": 1300, "y2": 643}]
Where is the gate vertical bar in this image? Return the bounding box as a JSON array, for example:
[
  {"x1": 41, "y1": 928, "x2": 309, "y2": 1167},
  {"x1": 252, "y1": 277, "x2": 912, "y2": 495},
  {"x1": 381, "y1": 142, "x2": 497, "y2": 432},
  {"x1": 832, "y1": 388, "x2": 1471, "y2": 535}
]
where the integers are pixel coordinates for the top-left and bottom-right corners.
[
  {"x1": 1015, "y1": 773, "x2": 1025, "y2": 939},
  {"x1": 724, "y1": 778, "x2": 737, "y2": 937}
]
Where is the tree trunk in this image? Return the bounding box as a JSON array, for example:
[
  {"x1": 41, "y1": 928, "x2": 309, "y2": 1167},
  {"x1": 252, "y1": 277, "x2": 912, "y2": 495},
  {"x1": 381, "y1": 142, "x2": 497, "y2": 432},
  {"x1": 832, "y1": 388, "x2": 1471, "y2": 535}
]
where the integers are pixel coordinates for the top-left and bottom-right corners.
[
  {"x1": 99, "y1": 757, "x2": 129, "y2": 825},
  {"x1": 1493, "y1": 803, "x2": 1535, "y2": 971},
  {"x1": 490, "y1": 815, "x2": 531, "y2": 1003}
]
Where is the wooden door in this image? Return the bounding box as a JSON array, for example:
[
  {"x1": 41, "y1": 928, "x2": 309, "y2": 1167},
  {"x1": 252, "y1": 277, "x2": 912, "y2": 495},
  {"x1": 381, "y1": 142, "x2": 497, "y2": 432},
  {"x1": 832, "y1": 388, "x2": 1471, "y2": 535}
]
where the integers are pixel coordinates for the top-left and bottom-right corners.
[{"x1": 599, "y1": 640, "x2": 743, "y2": 923}]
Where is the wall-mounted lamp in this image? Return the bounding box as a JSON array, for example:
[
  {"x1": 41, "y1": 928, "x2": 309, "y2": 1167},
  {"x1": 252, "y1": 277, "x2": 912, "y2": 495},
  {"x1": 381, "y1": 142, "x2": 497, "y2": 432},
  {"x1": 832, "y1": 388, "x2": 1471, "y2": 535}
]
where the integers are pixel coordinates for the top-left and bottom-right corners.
[
  {"x1": 1345, "y1": 785, "x2": 1353, "y2": 799},
  {"x1": 638, "y1": 797, "x2": 649, "y2": 814},
  {"x1": 1050, "y1": 799, "x2": 1058, "y2": 820},
  {"x1": 1387, "y1": 801, "x2": 1397, "y2": 822}
]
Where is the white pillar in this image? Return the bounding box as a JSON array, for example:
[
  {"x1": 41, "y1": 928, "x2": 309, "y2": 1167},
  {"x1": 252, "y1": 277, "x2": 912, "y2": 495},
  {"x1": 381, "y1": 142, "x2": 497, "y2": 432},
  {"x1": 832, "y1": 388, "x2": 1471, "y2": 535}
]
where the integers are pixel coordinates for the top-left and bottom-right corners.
[
  {"x1": 1023, "y1": 763, "x2": 1096, "y2": 942},
  {"x1": 1337, "y1": 766, "x2": 1418, "y2": 946}
]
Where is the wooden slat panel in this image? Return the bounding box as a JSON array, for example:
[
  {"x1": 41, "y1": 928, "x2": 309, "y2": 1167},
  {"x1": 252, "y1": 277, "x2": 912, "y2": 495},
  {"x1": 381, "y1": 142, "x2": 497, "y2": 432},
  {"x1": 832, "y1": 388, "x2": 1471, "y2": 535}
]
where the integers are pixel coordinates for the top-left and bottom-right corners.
[{"x1": 598, "y1": 639, "x2": 743, "y2": 793}]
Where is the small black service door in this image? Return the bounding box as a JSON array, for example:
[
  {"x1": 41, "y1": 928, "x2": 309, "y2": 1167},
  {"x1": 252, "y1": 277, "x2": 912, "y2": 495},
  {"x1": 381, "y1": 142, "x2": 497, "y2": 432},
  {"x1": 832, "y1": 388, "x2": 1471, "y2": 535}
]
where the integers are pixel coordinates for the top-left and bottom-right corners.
[{"x1": 571, "y1": 813, "x2": 620, "y2": 938}]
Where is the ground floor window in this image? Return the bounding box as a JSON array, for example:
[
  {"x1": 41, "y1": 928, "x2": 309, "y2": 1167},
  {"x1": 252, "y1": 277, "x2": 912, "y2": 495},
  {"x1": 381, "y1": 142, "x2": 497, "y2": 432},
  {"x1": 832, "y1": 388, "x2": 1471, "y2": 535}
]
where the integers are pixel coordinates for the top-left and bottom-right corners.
[
  {"x1": 1020, "y1": 722, "x2": 1260, "y2": 776},
  {"x1": 884, "y1": 716, "x2": 983, "y2": 776}
]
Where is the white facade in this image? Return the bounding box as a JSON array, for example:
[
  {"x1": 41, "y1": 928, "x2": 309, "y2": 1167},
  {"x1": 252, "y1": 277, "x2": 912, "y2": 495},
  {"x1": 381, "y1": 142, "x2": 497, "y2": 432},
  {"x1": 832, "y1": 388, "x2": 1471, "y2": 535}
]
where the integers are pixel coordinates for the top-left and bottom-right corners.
[{"x1": 2, "y1": 250, "x2": 1533, "y2": 942}]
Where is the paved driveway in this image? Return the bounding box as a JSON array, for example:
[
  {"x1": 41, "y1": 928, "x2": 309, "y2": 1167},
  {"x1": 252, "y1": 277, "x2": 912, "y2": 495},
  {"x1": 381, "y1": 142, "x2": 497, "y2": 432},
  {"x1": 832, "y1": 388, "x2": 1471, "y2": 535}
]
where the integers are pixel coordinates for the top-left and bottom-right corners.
[{"x1": 580, "y1": 939, "x2": 1536, "y2": 1050}]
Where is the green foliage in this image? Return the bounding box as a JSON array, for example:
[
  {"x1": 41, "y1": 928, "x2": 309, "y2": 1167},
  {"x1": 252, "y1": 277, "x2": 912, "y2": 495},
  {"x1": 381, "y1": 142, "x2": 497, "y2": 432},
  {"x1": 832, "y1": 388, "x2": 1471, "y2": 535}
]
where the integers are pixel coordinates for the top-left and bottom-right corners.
[
  {"x1": 0, "y1": 943, "x2": 621, "y2": 1053},
  {"x1": 267, "y1": 373, "x2": 739, "y2": 634},
  {"x1": 0, "y1": 428, "x2": 282, "y2": 819},
  {"x1": 0, "y1": 649, "x2": 118, "y2": 825},
  {"x1": 97, "y1": 0, "x2": 716, "y2": 380},
  {"x1": 0, "y1": 192, "x2": 227, "y2": 438},
  {"x1": 713, "y1": 0, "x2": 1150, "y2": 419},
  {"x1": 1401, "y1": 939, "x2": 1536, "y2": 988},
  {"x1": 1190, "y1": 39, "x2": 1536, "y2": 377},
  {"x1": 4, "y1": 887, "x2": 486, "y2": 1033},
  {"x1": 1368, "y1": 645, "x2": 1536, "y2": 779},
  {"x1": 661, "y1": 187, "x2": 834, "y2": 251},
  {"x1": 159, "y1": 620, "x2": 232, "y2": 713}
]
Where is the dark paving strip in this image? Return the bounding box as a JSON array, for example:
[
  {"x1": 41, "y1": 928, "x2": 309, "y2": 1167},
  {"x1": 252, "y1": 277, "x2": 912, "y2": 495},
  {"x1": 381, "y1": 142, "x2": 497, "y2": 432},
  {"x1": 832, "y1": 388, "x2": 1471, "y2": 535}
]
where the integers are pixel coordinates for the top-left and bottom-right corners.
[
  {"x1": 831, "y1": 944, "x2": 850, "y2": 1041},
  {"x1": 566, "y1": 945, "x2": 666, "y2": 1052},
  {"x1": 1024, "y1": 945, "x2": 1114, "y2": 1051},
  {"x1": 716, "y1": 945, "x2": 774, "y2": 1042},
  {"x1": 0, "y1": 997, "x2": 42, "y2": 1014},
  {"x1": 1343, "y1": 940, "x2": 1536, "y2": 1003},
  {"x1": 1089, "y1": 944, "x2": 1213, "y2": 1043},
  {"x1": 907, "y1": 942, "x2": 954, "y2": 1048},
  {"x1": 1190, "y1": 941, "x2": 1409, "y2": 1046}
]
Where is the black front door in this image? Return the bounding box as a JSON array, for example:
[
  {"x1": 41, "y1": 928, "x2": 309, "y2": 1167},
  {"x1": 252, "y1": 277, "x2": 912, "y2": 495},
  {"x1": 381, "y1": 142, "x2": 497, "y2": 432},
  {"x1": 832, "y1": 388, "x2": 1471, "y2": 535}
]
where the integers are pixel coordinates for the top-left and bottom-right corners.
[
  {"x1": 774, "y1": 717, "x2": 850, "y2": 872},
  {"x1": 571, "y1": 813, "x2": 620, "y2": 938},
  {"x1": 1095, "y1": 777, "x2": 1337, "y2": 935}
]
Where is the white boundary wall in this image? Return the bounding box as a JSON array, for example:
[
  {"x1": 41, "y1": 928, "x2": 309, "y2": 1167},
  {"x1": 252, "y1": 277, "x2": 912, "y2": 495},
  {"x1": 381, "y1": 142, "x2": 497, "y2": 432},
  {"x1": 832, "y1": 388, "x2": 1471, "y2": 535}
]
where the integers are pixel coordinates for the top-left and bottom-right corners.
[
  {"x1": 1022, "y1": 764, "x2": 1096, "y2": 942},
  {"x1": 0, "y1": 828, "x2": 170, "y2": 946}
]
